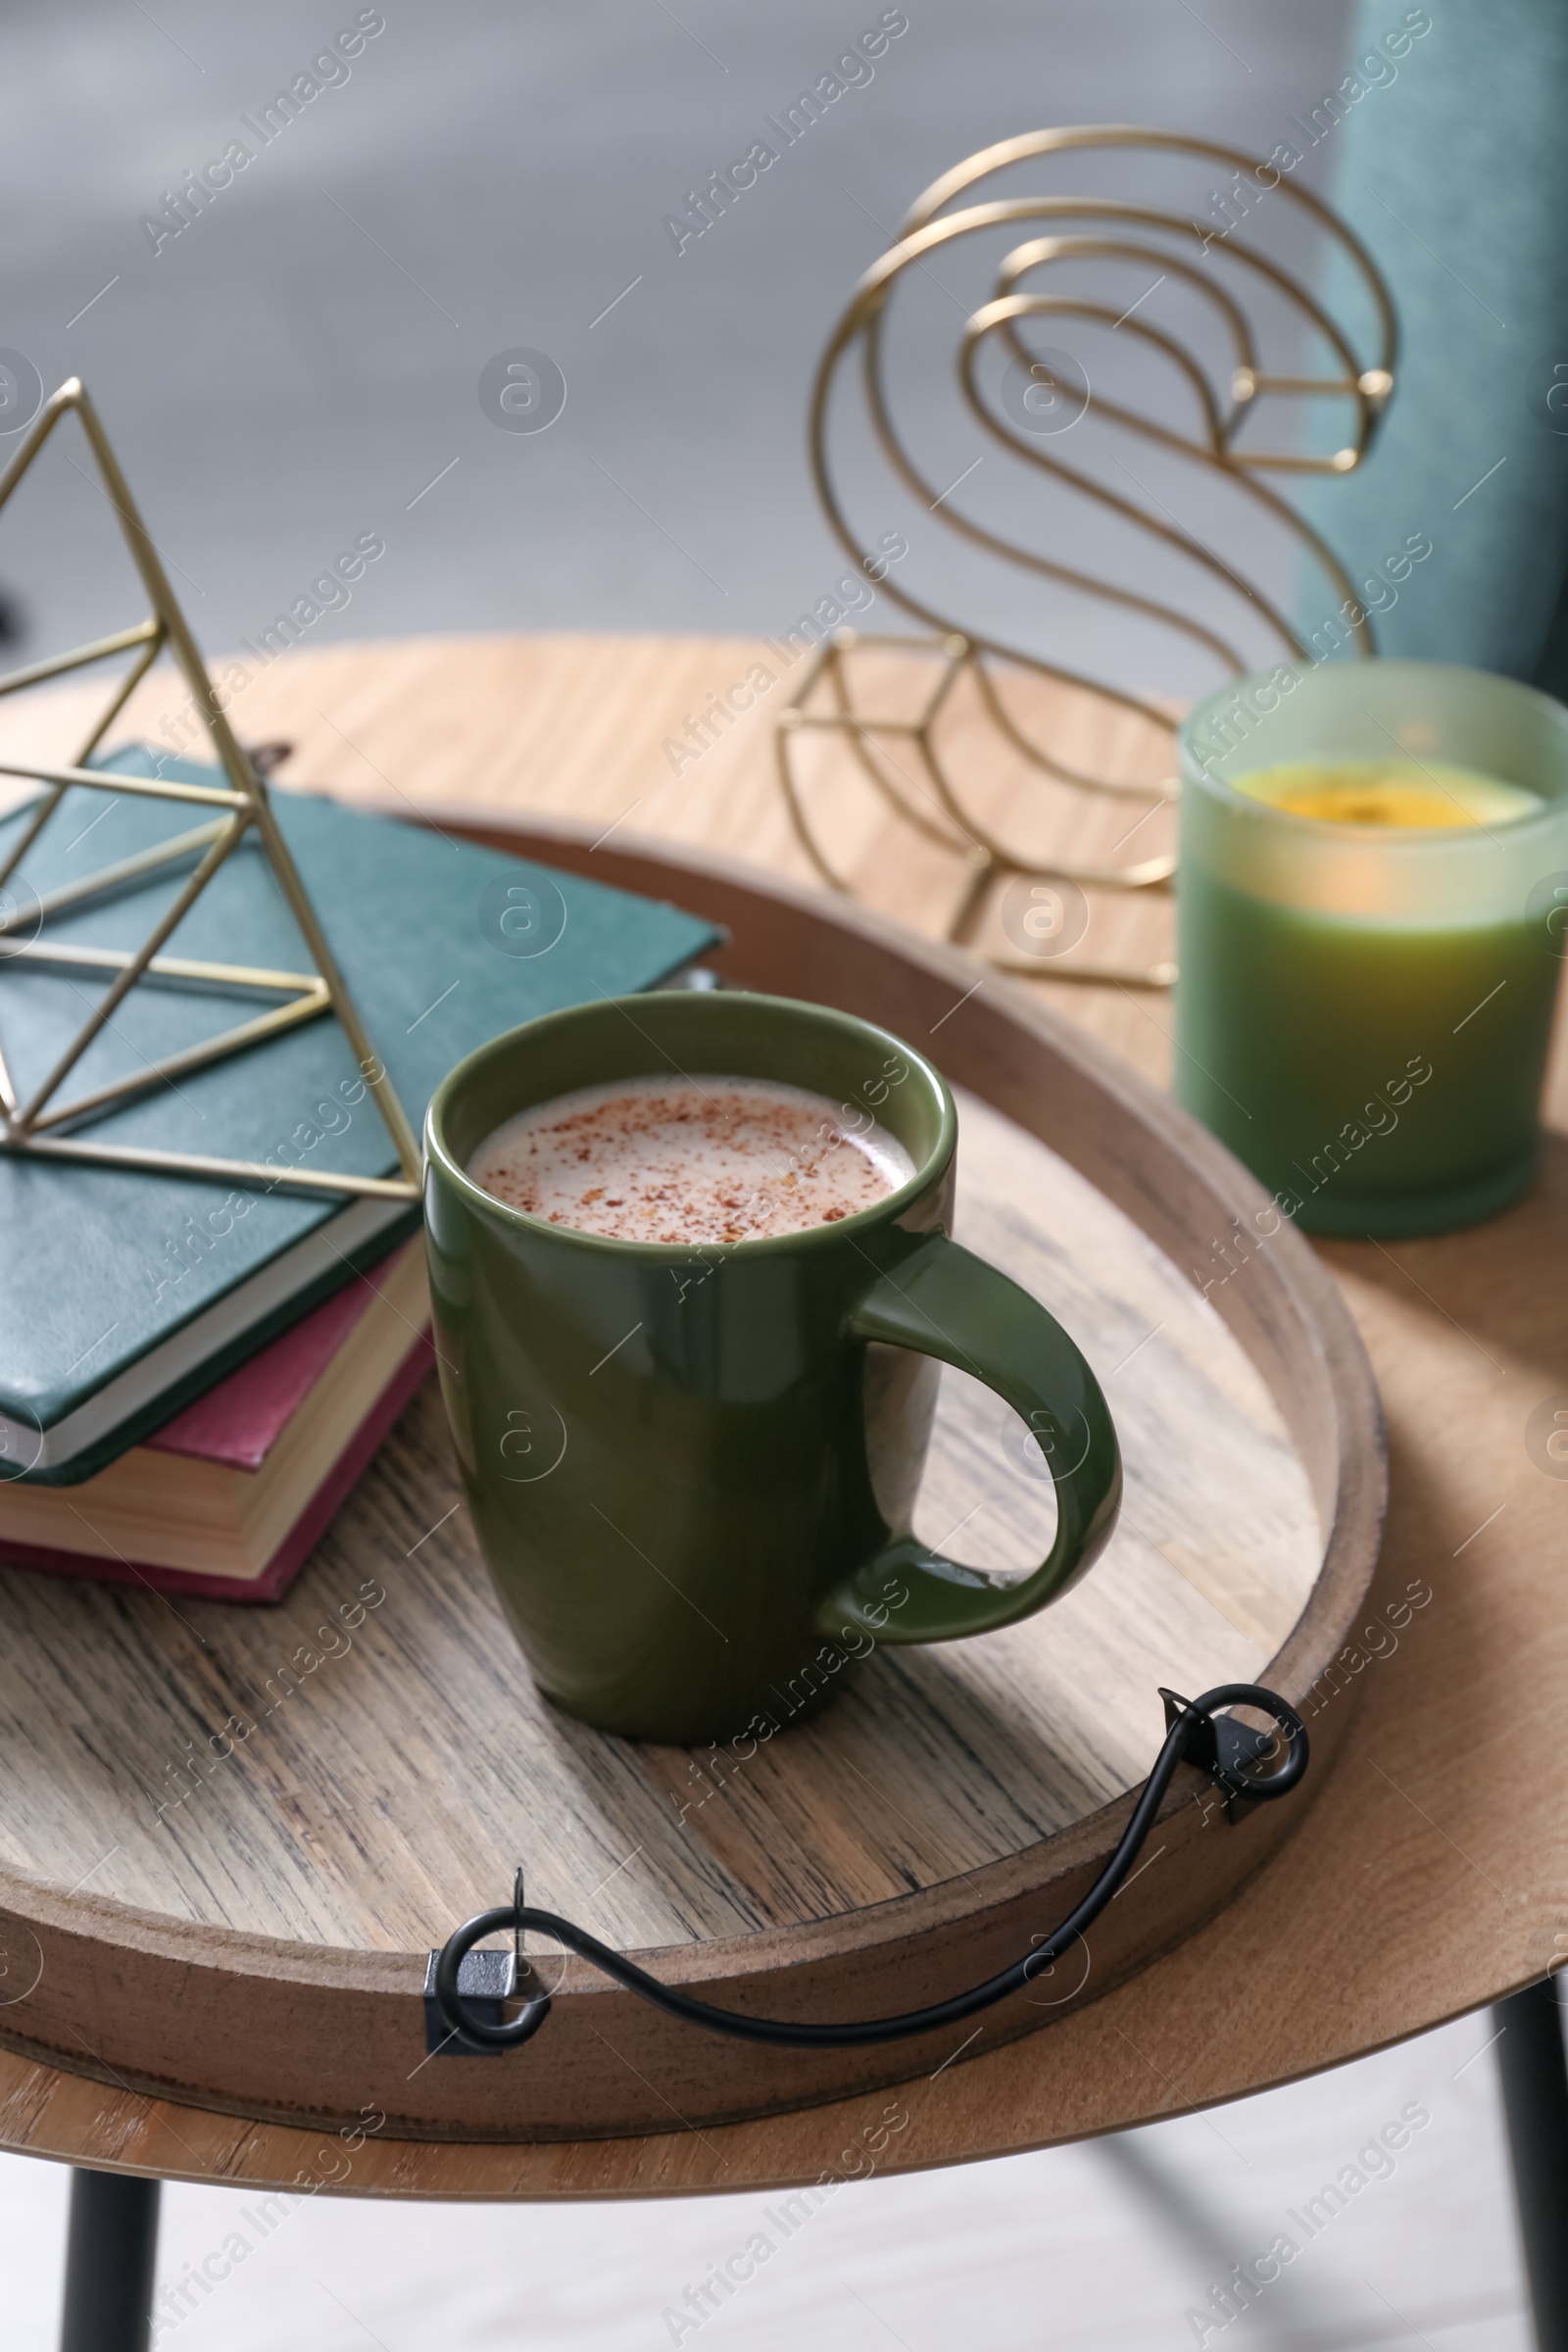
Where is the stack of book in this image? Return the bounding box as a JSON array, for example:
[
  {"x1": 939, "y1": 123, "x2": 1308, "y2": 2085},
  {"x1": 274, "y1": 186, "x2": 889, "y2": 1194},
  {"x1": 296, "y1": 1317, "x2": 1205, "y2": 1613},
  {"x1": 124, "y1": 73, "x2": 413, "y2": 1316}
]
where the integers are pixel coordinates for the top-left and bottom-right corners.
[{"x1": 0, "y1": 747, "x2": 719, "y2": 1601}]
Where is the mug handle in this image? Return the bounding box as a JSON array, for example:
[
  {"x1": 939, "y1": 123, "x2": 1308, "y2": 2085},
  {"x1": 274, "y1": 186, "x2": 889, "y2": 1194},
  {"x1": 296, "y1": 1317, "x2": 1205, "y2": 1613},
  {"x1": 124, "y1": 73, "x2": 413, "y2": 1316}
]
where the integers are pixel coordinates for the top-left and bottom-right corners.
[{"x1": 814, "y1": 1233, "x2": 1122, "y2": 1645}]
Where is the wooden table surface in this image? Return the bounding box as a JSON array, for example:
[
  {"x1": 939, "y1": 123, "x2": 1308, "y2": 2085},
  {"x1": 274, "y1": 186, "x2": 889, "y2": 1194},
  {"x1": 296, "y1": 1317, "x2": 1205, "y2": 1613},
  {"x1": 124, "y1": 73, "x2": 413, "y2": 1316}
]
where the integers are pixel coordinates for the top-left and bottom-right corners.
[{"x1": 0, "y1": 632, "x2": 1564, "y2": 2201}]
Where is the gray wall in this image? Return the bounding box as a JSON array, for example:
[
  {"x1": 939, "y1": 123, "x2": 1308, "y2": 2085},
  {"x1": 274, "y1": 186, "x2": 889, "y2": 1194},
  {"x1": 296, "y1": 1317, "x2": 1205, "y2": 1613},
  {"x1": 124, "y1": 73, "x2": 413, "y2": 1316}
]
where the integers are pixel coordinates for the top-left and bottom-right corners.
[{"x1": 3, "y1": 1, "x2": 1351, "y2": 695}]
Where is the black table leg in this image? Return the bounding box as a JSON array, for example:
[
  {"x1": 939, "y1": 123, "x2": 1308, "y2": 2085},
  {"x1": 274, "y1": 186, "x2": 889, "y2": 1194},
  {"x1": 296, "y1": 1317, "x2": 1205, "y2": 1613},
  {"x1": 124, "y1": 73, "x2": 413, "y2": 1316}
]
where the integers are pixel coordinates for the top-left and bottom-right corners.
[
  {"x1": 1495, "y1": 1978, "x2": 1568, "y2": 2352},
  {"x1": 59, "y1": 2168, "x2": 161, "y2": 2352}
]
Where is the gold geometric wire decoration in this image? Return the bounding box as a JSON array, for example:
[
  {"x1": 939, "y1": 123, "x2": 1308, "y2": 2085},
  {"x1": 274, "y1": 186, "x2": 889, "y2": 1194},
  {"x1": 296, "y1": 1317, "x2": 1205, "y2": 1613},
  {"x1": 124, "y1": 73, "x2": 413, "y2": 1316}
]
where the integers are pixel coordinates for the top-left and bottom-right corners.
[
  {"x1": 0, "y1": 377, "x2": 419, "y2": 1200},
  {"x1": 781, "y1": 126, "x2": 1398, "y2": 987}
]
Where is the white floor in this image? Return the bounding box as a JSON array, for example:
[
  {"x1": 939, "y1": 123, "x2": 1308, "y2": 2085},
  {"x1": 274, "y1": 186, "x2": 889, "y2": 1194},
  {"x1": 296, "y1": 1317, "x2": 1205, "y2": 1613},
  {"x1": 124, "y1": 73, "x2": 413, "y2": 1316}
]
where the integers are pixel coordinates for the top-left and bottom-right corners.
[{"x1": 3, "y1": 2009, "x2": 1528, "y2": 2349}]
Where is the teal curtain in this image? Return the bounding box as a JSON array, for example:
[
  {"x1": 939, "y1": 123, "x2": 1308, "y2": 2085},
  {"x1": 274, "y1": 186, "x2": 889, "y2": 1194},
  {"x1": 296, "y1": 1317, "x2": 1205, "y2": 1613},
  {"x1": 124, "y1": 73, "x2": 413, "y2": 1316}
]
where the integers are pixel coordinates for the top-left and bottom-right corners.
[{"x1": 1298, "y1": 0, "x2": 1568, "y2": 692}]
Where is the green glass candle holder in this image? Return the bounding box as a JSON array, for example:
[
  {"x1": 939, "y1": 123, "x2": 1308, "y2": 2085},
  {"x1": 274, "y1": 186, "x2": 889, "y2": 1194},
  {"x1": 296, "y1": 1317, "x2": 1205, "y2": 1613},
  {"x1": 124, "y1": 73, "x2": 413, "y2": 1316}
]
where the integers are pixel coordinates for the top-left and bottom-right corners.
[{"x1": 1176, "y1": 661, "x2": 1568, "y2": 1238}]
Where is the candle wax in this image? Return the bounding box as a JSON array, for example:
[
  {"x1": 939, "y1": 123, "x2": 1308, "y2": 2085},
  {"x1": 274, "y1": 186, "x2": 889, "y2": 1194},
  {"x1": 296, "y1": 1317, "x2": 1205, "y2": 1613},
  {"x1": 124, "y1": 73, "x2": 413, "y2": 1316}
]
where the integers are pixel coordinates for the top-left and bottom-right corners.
[
  {"x1": 1176, "y1": 760, "x2": 1555, "y2": 1235},
  {"x1": 1231, "y1": 758, "x2": 1544, "y2": 831}
]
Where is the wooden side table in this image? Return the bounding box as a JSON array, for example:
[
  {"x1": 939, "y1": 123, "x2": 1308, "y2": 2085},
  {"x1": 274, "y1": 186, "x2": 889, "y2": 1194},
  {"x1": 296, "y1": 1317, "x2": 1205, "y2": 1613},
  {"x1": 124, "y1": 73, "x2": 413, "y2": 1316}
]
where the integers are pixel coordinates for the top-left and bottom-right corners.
[{"x1": 3, "y1": 635, "x2": 1566, "y2": 2350}]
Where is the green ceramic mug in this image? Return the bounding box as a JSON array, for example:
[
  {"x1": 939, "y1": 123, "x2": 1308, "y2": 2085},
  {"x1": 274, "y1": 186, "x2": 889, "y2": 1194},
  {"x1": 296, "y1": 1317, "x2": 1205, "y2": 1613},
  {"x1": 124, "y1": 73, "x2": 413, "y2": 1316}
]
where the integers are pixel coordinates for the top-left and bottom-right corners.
[{"x1": 423, "y1": 991, "x2": 1121, "y2": 1743}]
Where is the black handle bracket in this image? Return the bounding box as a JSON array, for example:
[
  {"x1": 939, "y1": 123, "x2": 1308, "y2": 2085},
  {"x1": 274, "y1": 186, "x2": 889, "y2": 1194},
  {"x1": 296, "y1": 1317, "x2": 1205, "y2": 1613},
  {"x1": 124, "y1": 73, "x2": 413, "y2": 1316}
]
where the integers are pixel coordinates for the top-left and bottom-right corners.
[
  {"x1": 1157, "y1": 1686, "x2": 1285, "y2": 1819},
  {"x1": 421, "y1": 1946, "x2": 518, "y2": 2057}
]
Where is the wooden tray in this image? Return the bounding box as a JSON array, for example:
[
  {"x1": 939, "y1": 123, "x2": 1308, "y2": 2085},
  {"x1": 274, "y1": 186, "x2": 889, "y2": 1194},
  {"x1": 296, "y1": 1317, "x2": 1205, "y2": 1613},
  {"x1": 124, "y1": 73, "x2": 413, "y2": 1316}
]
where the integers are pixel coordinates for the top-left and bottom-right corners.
[{"x1": 0, "y1": 815, "x2": 1385, "y2": 2142}]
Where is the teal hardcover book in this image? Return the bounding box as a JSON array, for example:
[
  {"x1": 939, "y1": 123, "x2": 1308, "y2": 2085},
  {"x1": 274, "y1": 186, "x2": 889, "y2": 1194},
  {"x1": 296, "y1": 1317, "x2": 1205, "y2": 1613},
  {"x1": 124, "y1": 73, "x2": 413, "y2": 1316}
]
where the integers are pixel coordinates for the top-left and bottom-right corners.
[{"x1": 0, "y1": 748, "x2": 720, "y2": 1482}]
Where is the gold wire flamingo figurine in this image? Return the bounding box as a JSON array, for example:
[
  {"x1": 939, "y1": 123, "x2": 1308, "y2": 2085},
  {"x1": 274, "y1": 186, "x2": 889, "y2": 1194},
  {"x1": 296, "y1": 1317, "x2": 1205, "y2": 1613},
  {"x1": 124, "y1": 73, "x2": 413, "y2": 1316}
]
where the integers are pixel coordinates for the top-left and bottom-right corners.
[{"x1": 780, "y1": 127, "x2": 1397, "y2": 986}]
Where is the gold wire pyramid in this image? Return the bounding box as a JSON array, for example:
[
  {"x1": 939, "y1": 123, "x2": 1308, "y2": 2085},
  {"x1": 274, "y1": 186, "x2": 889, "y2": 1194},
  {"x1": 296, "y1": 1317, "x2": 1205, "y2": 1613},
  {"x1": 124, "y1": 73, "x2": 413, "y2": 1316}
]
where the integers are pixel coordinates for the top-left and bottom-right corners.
[{"x1": 0, "y1": 378, "x2": 419, "y2": 1201}]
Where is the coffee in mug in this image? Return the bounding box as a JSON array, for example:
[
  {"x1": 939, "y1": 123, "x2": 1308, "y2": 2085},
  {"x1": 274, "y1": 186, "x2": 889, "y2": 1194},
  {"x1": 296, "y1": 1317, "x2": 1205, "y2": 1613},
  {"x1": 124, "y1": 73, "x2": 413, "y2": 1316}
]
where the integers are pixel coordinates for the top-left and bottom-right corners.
[
  {"x1": 424, "y1": 991, "x2": 1122, "y2": 1743},
  {"x1": 468, "y1": 1076, "x2": 916, "y2": 1244}
]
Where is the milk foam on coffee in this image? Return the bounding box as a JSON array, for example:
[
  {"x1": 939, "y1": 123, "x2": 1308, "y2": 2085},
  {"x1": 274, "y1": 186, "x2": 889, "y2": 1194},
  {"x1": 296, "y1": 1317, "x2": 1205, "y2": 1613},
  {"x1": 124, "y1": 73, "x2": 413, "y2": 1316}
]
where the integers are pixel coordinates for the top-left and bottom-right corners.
[{"x1": 468, "y1": 1075, "x2": 916, "y2": 1244}]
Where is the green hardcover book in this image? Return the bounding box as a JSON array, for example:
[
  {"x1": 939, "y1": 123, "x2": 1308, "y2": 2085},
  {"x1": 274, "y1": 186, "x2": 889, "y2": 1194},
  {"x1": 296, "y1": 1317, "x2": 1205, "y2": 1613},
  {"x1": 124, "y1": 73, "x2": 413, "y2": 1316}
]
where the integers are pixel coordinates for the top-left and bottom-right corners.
[{"x1": 0, "y1": 747, "x2": 720, "y2": 1483}]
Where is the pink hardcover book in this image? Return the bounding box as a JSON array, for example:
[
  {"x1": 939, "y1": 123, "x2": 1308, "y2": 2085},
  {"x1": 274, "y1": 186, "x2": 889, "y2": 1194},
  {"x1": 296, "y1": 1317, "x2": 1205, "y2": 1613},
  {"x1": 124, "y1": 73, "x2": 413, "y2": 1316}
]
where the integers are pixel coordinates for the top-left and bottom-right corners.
[
  {"x1": 0, "y1": 1245, "x2": 433, "y2": 1602},
  {"x1": 148, "y1": 1254, "x2": 409, "y2": 1470}
]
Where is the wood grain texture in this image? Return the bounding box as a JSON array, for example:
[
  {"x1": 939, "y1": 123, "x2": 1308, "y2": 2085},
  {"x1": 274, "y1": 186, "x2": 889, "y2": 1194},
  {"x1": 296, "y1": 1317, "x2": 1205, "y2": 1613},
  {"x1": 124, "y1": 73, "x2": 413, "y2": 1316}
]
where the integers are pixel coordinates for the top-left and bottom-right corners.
[
  {"x1": 0, "y1": 832, "x2": 1378, "y2": 2140},
  {"x1": 0, "y1": 634, "x2": 1556, "y2": 2196},
  {"x1": 0, "y1": 1085, "x2": 1313, "y2": 1938}
]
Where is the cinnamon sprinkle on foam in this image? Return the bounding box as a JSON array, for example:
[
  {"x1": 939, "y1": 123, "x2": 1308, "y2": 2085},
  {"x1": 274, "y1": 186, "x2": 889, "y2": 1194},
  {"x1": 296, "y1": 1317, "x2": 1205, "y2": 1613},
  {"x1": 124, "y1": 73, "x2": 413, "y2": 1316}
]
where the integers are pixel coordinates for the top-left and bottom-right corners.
[{"x1": 469, "y1": 1076, "x2": 915, "y2": 1245}]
